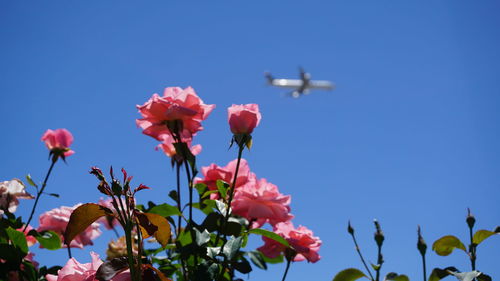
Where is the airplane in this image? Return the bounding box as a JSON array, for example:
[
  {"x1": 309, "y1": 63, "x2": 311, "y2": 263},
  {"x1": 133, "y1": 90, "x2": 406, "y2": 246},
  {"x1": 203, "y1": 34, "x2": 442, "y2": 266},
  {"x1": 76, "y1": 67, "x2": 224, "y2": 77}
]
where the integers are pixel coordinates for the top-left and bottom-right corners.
[{"x1": 265, "y1": 67, "x2": 335, "y2": 98}]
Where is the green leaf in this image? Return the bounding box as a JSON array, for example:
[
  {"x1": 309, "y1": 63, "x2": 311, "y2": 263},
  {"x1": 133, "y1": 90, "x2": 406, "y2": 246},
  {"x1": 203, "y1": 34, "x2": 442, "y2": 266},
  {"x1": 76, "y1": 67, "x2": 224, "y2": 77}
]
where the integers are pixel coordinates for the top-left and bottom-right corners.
[
  {"x1": 248, "y1": 251, "x2": 267, "y2": 270},
  {"x1": 6, "y1": 227, "x2": 28, "y2": 255},
  {"x1": 28, "y1": 230, "x2": 61, "y2": 250},
  {"x1": 149, "y1": 203, "x2": 181, "y2": 217},
  {"x1": 248, "y1": 228, "x2": 289, "y2": 247},
  {"x1": 195, "y1": 228, "x2": 211, "y2": 246},
  {"x1": 0, "y1": 243, "x2": 21, "y2": 261},
  {"x1": 21, "y1": 260, "x2": 37, "y2": 281},
  {"x1": 222, "y1": 221, "x2": 242, "y2": 237},
  {"x1": 234, "y1": 257, "x2": 252, "y2": 274},
  {"x1": 473, "y1": 229, "x2": 498, "y2": 245},
  {"x1": 332, "y1": 268, "x2": 368, "y2": 281},
  {"x1": 26, "y1": 174, "x2": 37, "y2": 187},
  {"x1": 201, "y1": 212, "x2": 222, "y2": 232},
  {"x1": 168, "y1": 190, "x2": 178, "y2": 202},
  {"x1": 216, "y1": 180, "x2": 229, "y2": 199},
  {"x1": 371, "y1": 263, "x2": 381, "y2": 271},
  {"x1": 206, "y1": 246, "x2": 222, "y2": 258},
  {"x1": 178, "y1": 230, "x2": 192, "y2": 246},
  {"x1": 222, "y1": 236, "x2": 242, "y2": 261},
  {"x1": 477, "y1": 273, "x2": 492, "y2": 281},
  {"x1": 428, "y1": 267, "x2": 458, "y2": 281},
  {"x1": 215, "y1": 200, "x2": 229, "y2": 216},
  {"x1": 432, "y1": 235, "x2": 466, "y2": 256},
  {"x1": 385, "y1": 272, "x2": 410, "y2": 281},
  {"x1": 262, "y1": 253, "x2": 284, "y2": 264},
  {"x1": 195, "y1": 183, "x2": 207, "y2": 195}
]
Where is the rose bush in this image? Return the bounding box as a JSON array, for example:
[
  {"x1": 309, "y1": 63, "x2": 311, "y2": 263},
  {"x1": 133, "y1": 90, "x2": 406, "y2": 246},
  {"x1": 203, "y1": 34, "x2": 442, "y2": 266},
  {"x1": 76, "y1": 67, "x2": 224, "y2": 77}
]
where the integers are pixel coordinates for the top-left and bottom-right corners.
[{"x1": 0, "y1": 85, "x2": 324, "y2": 281}]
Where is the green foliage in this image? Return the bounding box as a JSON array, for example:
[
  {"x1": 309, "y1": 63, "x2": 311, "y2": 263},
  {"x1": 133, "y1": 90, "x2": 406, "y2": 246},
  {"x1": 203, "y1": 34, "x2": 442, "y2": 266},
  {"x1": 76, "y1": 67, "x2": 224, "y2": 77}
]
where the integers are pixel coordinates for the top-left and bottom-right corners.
[
  {"x1": 384, "y1": 272, "x2": 409, "y2": 281},
  {"x1": 216, "y1": 180, "x2": 230, "y2": 200},
  {"x1": 248, "y1": 228, "x2": 290, "y2": 247},
  {"x1": 149, "y1": 203, "x2": 181, "y2": 217},
  {"x1": 222, "y1": 236, "x2": 243, "y2": 261},
  {"x1": 431, "y1": 235, "x2": 466, "y2": 256},
  {"x1": 6, "y1": 227, "x2": 28, "y2": 255},
  {"x1": 472, "y1": 229, "x2": 499, "y2": 245},
  {"x1": 332, "y1": 268, "x2": 367, "y2": 281},
  {"x1": 28, "y1": 230, "x2": 61, "y2": 250}
]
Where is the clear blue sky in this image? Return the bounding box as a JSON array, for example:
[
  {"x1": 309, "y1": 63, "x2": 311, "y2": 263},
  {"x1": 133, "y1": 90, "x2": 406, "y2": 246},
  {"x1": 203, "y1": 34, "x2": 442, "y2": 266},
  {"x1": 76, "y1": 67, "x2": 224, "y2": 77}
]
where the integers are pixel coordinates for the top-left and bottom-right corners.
[{"x1": 1, "y1": 1, "x2": 499, "y2": 280}]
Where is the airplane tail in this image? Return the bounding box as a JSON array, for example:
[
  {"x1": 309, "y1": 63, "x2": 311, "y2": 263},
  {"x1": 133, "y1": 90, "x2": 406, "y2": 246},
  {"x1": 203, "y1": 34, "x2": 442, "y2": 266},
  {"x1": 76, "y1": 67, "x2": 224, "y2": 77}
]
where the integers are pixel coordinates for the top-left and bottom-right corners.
[{"x1": 264, "y1": 72, "x2": 274, "y2": 84}]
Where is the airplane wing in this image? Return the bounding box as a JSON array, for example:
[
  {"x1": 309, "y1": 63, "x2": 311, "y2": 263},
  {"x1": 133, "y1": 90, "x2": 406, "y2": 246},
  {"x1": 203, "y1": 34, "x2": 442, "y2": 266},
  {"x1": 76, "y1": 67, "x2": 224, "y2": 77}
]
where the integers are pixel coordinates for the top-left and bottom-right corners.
[
  {"x1": 271, "y1": 79, "x2": 303, "y2": 88},
  {"x1": 309, "y1": 80, "x2": 335, "y2": 90}
]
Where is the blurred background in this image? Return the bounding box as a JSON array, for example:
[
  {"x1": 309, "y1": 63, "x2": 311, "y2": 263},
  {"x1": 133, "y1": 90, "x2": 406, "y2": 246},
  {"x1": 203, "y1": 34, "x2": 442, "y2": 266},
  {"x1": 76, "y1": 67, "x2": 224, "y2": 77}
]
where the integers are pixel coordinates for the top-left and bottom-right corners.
[{"x1": 1, "y1": 1, "x2": 499, "y2": 280}]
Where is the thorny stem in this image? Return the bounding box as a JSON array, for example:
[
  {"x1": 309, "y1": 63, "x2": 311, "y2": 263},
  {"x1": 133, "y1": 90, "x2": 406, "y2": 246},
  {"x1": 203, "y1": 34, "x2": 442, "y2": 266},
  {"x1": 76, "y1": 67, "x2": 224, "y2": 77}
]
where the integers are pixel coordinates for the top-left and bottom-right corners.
[
  {"x1": 24, "y1": 160, "x2": 56, "y2": 231},
  {"x1": 214, "y1": 144, "x2": 244, "y2": 247},
  {"x1": 135, "y1": 221, "x2": 143, "y2": 279},
  {"x1": 175, "y1": 164, "x2": 182, "y2": 236},
  {"x1": 174, "y1": 163, "x2": 187, "y2": 280},
  {"x1": 375, "y1": 245, "x2": 383, "y2": 281},
  {"x1": 349, "y1": 232, "x2": 375, "y2": 281},
  {"x1": 183, "y1": 159, "x2": 199, "y2": 266},
  {"x1": 421, "y1": 253, "x2": 427, "y2": 281},
  {"x1": 183, "y1": 161, "x2": 194, "y2": 226},
  {"x1": 468, "y1": 223, "x2": 476, "y2": 271},
  {"x1": 125, "y1": 223, "x2": 139, "y2": 281}
]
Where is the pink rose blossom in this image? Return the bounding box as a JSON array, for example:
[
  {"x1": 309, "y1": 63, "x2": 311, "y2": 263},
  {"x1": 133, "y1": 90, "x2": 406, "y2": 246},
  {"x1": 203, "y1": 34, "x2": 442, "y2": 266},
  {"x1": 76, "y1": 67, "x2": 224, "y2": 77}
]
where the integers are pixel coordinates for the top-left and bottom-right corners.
[
  {"x1": 194, "y1": 159, "x2": 254, "y2": 199},
  {"x1": 46, "y1": 252, "x2": 130, "y2": 281},
  {"x1": 258, "y1": 221, "x2": 321, "y2": 263},
  {"x1": 41, "y1": 129, "x2": 75, "y2": 157},
  {"x1": 136, "y1": 86, "x2": 215, "y2": 141},
  {"x1": 156, "y1": 133, "x2": 202, "y2": 159},
  {"x1": 231, "y1": 178, "x2": 293, "y2": 228},
  {"x1": 0, "y1": 179, "x2": 33, "y2": 215},
  {"x1": 227, "y1": 104, "x2": 261, "y2": 135},
  {"x1": 38, "y1": 204, "x2": 102, "y2": 249}
]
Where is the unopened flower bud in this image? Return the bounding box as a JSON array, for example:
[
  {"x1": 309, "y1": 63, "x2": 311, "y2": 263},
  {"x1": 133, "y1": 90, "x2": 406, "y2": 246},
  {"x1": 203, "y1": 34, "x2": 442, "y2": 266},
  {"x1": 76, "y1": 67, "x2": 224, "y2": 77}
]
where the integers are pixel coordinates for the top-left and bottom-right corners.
[
  {"x1": 373, "y1": 219, "x2": 385, "y2": 247},
  {"x1": 417, "y1": 225, "x2": 427, "y2": 256},
  {"x1": 466, "y1": 208, "x2": 476, "y2": 229},
  {"x1": 89, "y1": 167, "x2": 105, "y2": 181},
  {"x1": 347, "y1": 221, "x2": 355, "y2": 235}
]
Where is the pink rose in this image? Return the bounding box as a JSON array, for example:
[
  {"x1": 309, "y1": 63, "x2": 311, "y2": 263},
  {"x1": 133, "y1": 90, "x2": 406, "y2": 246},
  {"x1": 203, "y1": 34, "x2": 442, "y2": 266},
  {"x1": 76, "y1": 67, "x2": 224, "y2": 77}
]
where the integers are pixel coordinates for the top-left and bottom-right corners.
[
  {"x1": 0, "y1": 179, "x2": 33, "y2": 215},
  {"x1": 41, "y1": 129, "x2": 75, "y2": 157},
  {"x1": 37, "y1": 204, "x2": 102, "y2": 249},
  {"x1": 155, "y1": 133, "x2": 202, "y2": 159},
  {"x1": 46, "y1": 252, "x2": 130, "y2": 281},
  {"x1": 227, "y1": 104, "x2": 261, "y2": 135},
  {"x1": 194, "y1": 159, "x2": 254, "y2": 199},
  {"x1": 136, "y1": 86, "x2": 215, "y2": 141},
  {"x1": 258, "y1": 221, "x2": 321, "y2": 263},
  {"x1": 231, "y1": 178, "x2": 293, "y2": 228}
]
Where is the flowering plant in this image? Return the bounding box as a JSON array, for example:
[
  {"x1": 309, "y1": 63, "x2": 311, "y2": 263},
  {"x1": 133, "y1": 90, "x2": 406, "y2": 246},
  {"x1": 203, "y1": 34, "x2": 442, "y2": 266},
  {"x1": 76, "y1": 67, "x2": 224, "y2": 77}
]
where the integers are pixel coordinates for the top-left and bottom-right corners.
[
  {"x1": 1, "y1": 85, "x2": 497, "y2": 281},
  {"x1": 0, "y1": 86, "x2": 320, "y2": 281}
]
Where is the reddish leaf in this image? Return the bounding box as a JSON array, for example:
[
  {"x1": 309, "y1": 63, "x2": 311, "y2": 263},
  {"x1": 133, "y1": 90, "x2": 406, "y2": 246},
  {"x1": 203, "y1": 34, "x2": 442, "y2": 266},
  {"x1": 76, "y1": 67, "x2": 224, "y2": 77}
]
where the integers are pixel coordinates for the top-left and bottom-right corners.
[
  {"x1": 64, "y1": 203, "x2": 113, "y2": 245},
  {"x1": 136, "y1": 212, "x2": 171, "y2": 247},
  {"x1": 142, "y1": 264, "x2": 172, "y2": 281},
  {"x1": 96, "y1": 257, "x2": 129, "y2": 281}
]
